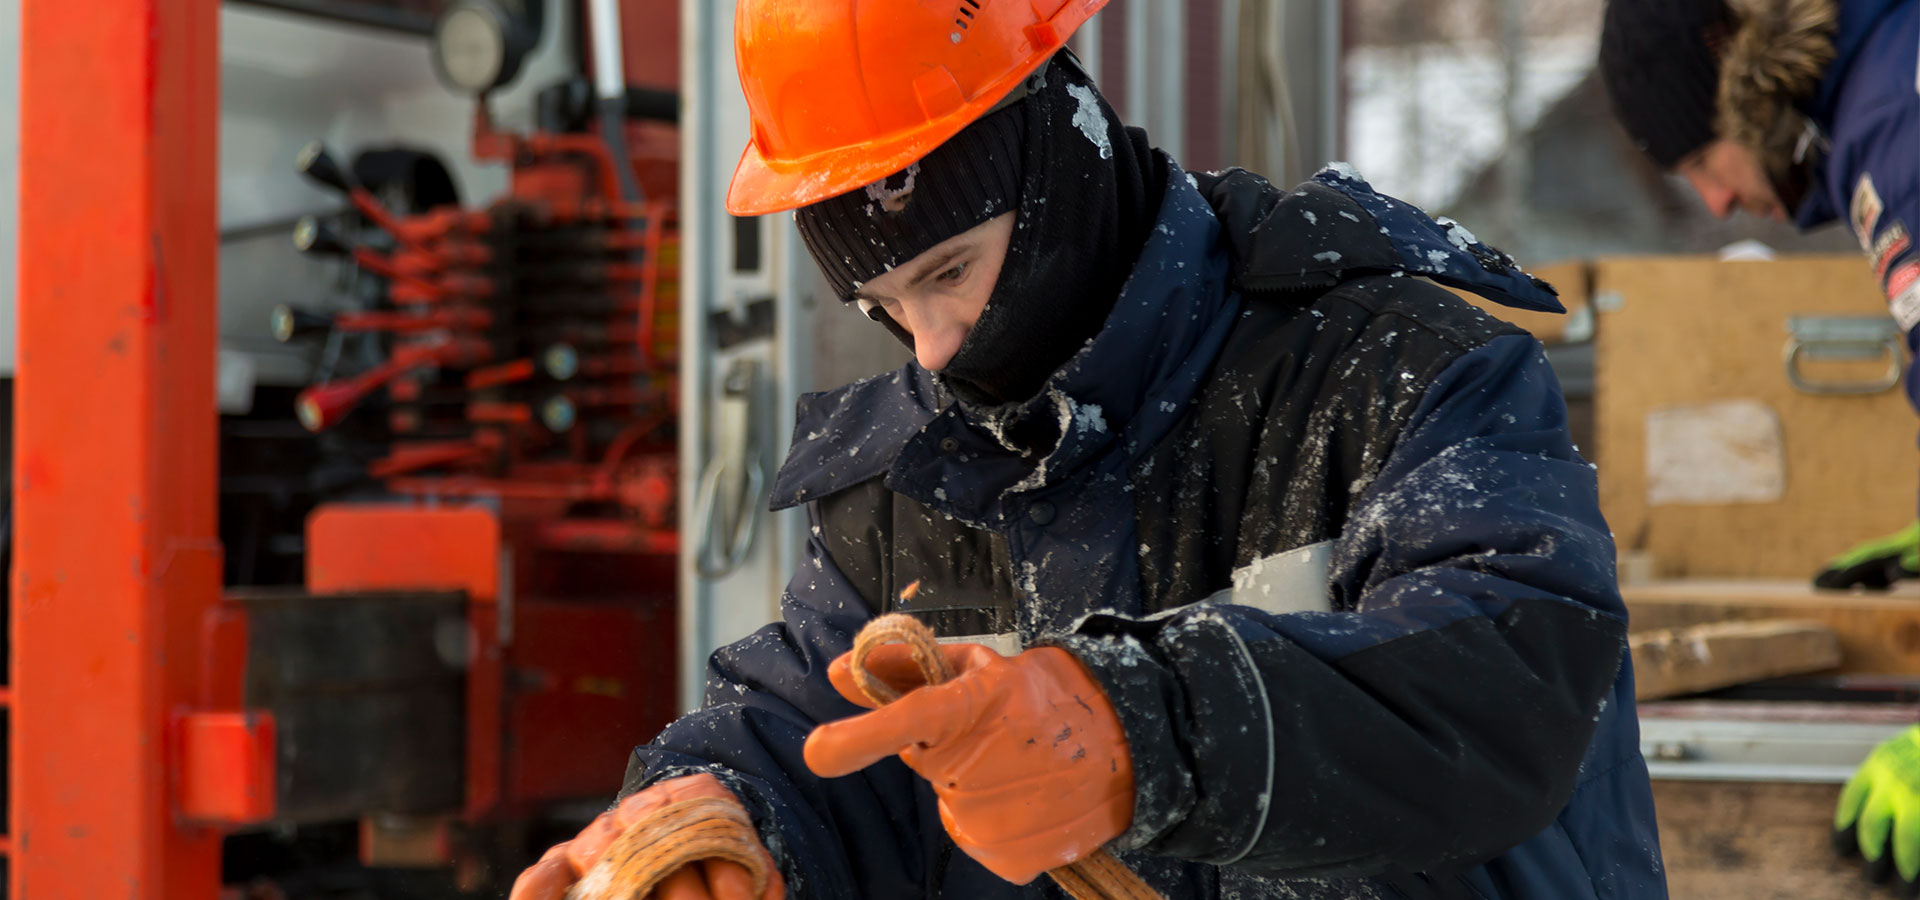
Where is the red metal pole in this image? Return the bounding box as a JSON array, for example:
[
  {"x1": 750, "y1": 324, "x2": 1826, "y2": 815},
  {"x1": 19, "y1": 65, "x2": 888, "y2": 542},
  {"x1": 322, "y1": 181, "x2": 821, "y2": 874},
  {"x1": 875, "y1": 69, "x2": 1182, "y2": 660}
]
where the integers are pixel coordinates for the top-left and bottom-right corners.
[{"x1": 16, "y1": 0, "x2": 224, "y2": 896}]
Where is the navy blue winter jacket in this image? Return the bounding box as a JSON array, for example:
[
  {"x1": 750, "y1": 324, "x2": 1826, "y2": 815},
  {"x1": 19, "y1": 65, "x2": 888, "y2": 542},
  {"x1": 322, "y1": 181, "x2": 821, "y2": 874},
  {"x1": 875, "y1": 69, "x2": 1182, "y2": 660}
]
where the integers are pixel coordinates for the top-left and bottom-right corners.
[
  {"x1": 1791, "y1": 0, "x2": 1919, "y2": 407},
  {"x1": 623, "y1": 165, "x2": 1667, "y2": 900}
]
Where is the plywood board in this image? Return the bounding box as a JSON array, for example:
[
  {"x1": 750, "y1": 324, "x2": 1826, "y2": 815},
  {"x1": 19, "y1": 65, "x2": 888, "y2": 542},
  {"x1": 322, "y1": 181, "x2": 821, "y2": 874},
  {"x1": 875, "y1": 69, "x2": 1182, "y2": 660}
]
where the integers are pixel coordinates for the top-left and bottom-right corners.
[
  {"x1": 1630, "y1": 619, "x2": 1840, "y2": 700},
  {"x1": 1446, "y1": 260, "x2": 1590, "y2": 343},
  {"x1": 1653, "y1": 780, "x2": 1876, "y2": 900},
  {"x1": 1595, "y1": 256, "x2": 1917, "y2": 579},
  {"x1": 1625, "y1": 580, "x2": 1920, "y2": 675}
]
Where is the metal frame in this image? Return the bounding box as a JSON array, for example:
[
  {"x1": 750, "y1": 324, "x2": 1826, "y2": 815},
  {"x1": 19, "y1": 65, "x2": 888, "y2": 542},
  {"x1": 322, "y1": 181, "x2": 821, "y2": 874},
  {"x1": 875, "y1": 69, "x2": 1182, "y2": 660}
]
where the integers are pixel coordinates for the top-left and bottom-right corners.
[
  {"x1": 1640, "y1": 702, "x2": 1915, "y2": 783},
  {"x1": 15, "y1": 0, "x2": 225, "y2": 894},
  {"x1": 1148, "y1": 0, "x2": 1187, "y2": 162},
  {"x1": 677, "y1": 0, "x2": 808, "y2": 713},
  {"x1": 229, "y1": 0, "x2": 445, "y2": 35}
]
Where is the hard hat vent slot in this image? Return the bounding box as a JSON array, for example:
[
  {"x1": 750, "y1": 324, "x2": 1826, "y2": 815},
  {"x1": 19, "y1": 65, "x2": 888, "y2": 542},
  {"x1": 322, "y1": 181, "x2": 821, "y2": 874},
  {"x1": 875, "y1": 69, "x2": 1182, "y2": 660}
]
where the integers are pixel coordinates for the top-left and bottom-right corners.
[{"x1": 953, "y1": 0, "x2": 979, "y2": 42}]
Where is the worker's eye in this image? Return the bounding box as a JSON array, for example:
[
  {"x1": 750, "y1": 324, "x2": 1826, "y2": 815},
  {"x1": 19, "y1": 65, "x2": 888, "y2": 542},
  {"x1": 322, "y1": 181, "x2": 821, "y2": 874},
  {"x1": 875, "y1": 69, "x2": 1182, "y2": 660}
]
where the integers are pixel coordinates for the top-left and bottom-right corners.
[{"x1": 936, "y1": 262, "x2": 968, "y2": 283}]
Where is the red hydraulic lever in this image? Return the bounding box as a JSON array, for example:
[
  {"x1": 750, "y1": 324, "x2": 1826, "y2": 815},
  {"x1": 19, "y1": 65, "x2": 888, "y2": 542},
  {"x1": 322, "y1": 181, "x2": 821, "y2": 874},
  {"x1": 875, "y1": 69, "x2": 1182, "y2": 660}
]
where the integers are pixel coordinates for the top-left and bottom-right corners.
[{"x1": 297, "y1": 338, "x2": 492, "y2": 432}]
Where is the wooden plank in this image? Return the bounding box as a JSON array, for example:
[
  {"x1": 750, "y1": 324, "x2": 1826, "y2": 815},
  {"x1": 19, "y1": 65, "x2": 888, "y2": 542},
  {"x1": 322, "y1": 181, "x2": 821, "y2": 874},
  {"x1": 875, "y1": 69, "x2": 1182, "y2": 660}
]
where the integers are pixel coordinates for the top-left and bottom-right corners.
[
  {"x1": 1445, "y1": 260, "x2": 1590, "y2": 344},
  {"x1": 1594, "y1": 256, "x2": 1917, "y2": 579},
  {"x1": 1631, "y1": 620, "x2": 1841, "y2": 700},
  {"x1": 1626, "y1": 580, "x2": 1920, "y2": 675},
  {"x1": 1652, "y1": 780, "x2": 1880, "y2": 900}
]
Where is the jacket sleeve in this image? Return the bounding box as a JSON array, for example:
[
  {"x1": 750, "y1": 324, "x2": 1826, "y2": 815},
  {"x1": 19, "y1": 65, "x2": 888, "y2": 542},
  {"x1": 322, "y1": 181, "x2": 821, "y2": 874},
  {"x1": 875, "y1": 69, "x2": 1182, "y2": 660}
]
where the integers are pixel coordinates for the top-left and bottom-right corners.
[
  {"x1": 618, "y1": 504, "x2": 932, "y2": 899},
  {"x1": 1049, "y1": 332, "x2": 1628, "y2": 879},
  {"x1": 1828, "y1": 5, "x2": 1917, "y2": 339}
]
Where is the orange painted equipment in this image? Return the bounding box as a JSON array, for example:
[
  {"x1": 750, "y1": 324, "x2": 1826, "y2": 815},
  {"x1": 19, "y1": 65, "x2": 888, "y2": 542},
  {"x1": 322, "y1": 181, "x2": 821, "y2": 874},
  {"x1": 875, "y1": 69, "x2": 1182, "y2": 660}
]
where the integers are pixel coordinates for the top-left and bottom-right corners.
[
  {"x1": 308, "y1": 505, "x2": 502, "y2": 602},
  {"x1": 15, "y1": 0, "x2": 225, "y2": 895},
  {"x1": 178, "y1": 713, "x2": 279, "y2": 825},
  {"x1": 726, "y1": 0, "x2": 1108, "y2": 215},
  {"x1": 284, "y1": 3, "x2": 687, "y2": 835},
  {"x1": 306, "y1": 506, "x2": 510, "y2": 817},
  {"x1": 807, "y1": 640, "x2": 1136, "y2": 886},
  {"x1": 508, "y1": 773, "x2": 783, "y2": 900},
  {"x1": 15, "y1": 0, "x2": 687, "y2": 893}
]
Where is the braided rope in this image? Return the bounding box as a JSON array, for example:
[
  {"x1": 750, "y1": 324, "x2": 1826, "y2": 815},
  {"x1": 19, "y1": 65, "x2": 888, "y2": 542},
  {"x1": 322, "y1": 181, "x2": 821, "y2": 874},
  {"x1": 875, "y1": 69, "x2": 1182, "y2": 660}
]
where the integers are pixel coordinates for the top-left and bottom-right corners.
[{"x1": 851, "y1": 609, "x2": 1165, "y2": 900}]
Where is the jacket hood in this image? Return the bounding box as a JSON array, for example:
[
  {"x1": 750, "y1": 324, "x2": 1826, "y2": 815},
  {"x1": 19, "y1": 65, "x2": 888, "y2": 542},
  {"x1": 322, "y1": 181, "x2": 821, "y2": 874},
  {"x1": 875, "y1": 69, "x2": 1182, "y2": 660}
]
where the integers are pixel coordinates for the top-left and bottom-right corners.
[
  {"x1": 1716, "y1": 0, "x2": 1839, "y2": 179},
  {"x1": 1716, "y1": 0, "x2": 1911, "y2": 174},
  {"x1": 1194, "y1": 165, "x2": 1565, "y2": 315}
]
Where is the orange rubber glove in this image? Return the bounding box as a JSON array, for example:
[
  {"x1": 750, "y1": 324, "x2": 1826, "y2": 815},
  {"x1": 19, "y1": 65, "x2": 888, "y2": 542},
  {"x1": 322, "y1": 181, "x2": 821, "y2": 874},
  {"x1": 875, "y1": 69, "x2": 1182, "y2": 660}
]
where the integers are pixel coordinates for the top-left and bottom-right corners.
[
  {"x1": 804, "y1": 642, "x2": 1135, "y2": 886},
  {"x1": 508, "y1": 773, "x2": 785, "y2": 900}
]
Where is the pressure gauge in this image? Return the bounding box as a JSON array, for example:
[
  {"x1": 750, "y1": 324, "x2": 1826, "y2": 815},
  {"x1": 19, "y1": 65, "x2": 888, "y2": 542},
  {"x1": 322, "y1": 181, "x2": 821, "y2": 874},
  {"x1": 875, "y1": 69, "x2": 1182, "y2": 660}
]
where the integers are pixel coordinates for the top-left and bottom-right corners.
[{"x1": 432, "y1": 1, "x2": 531, "y2": 96}]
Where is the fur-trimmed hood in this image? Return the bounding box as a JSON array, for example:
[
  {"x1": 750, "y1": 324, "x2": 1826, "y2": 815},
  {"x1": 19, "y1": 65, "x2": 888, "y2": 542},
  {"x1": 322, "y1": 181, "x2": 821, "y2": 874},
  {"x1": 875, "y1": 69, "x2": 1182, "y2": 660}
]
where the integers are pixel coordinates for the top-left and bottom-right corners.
[{"x1": 1716, "y1": 0, "x2": 1840, "y2": 179}]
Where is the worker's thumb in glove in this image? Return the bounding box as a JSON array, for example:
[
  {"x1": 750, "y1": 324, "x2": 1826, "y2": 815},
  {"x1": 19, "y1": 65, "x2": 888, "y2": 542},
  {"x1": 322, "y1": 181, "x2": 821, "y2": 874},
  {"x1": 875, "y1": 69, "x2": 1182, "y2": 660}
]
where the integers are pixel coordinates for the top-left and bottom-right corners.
[
  {"x1": 508, "y1": 772, "x2": 783, "y2": 900},
  {"x1": 806, "y1": 661, "x2": 988, "y2": 776},
  {"x1": 1815, "y1": 521, "x2": 1920, "y2": 591},
  {"x1": 1834, "y1": 725, "x2": 1920, "y2": 891},
  {"x1": 805, "y1": 643, "x2": 1134, "y2": 885}
]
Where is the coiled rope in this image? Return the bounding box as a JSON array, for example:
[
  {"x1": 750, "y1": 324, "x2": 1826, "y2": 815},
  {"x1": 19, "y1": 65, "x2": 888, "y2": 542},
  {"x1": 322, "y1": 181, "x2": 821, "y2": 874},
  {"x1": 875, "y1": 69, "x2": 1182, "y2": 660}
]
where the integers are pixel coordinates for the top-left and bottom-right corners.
[
  {"x1": 566, "y1": 796, "x2": 775, "y2": 900},
  {"x1": 851, "y1": 610, "x2": 1165, "y2": 900}
]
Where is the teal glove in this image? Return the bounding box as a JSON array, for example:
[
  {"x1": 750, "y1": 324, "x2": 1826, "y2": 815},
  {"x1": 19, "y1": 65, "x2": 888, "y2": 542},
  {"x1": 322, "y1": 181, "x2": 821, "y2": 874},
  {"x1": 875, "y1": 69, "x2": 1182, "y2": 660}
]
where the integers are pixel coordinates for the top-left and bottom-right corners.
[
  {"x1": 1816, "y1": 522, "x2": 1920, "y2": 591},
  {"x1": 1836, "y1": 725, "x2": 1920, "y2": 890}
]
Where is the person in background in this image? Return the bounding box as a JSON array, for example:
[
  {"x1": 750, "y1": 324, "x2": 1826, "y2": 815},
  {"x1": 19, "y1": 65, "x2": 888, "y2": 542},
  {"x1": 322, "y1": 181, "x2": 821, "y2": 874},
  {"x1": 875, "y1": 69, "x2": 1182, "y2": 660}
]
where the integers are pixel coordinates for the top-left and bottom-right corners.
[
  {"x1": 1602, "y1": 0, "x2": 1918, "y2": 591},
  {"x1": 1601, "y1": 0, "x2": 1920, "y2": 891}
]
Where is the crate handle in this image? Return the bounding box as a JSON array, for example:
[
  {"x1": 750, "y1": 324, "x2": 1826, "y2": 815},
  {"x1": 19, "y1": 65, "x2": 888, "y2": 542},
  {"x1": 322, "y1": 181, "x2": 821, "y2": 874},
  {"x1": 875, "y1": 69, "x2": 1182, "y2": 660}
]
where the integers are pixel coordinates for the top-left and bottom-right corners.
[{"x1": 1783, "y1": 316, "x2": 1905, "y2": 395}]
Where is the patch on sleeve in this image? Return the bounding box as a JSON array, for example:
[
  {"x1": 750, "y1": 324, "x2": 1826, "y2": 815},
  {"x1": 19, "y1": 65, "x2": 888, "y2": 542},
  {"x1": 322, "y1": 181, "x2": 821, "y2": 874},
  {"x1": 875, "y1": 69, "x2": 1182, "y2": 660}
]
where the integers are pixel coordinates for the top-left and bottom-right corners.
[
  {"x1": 1873, "y1": 221, "x2": 1913, "y2": 286},
  {"x1": 1889, "y1": 263, "x2": 1920, "y2": 332},
  {"x1": 1853, "y1": 174, "x2": 1884, "y2": 250}
]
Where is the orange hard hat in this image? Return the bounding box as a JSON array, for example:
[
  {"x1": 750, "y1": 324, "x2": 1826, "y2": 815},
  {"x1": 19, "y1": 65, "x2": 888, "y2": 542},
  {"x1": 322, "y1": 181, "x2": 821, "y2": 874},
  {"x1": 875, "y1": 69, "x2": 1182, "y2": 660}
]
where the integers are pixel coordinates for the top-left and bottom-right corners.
[{"x1": 726, "y1": 0, "x2": 1108, "y2": 217}]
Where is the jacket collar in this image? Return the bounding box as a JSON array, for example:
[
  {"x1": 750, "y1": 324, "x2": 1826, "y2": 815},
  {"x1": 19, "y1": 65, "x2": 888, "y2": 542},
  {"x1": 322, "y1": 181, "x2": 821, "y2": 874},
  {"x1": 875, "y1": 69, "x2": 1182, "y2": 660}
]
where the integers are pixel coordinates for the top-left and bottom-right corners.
[
  {"x1": 1812, "y1": 0, "x2": 1904, "y2": 117},
  {"x1": 1794, "y1": 0, "x2": 1906, "y2": 226}
]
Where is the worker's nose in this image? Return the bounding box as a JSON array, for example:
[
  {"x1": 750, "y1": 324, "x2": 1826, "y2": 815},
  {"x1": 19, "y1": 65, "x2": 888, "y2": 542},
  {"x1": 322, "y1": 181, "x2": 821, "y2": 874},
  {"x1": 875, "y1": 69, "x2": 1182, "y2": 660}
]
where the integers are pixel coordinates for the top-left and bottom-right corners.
[
  {"x1": 1685, "y1": 173, "x2": 1738, "y2": 220},
  {"x1": 899, "y1": 306, "x2": 969, "y2": 372},
  {"x1": 914, "y1": 327, "x2": 969, "y2": 372}
]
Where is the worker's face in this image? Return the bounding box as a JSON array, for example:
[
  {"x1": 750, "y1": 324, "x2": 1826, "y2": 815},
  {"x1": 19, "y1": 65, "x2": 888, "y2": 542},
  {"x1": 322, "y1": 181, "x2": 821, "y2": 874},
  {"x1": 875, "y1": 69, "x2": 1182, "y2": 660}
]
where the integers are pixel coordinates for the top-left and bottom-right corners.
[
  {"x1": 853, "y1": 212, "x2": 1017, "y2": 372},
  {"x1": 1675, "y1": 139, "x2": 1787, "y2": 222}
]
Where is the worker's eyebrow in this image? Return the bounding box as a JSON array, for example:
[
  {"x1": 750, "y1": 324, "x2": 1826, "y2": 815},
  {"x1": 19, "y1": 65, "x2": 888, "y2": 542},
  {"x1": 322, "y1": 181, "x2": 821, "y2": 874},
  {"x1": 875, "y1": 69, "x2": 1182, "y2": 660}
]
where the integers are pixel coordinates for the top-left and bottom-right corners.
[
  {"x1": 850, "y1": 241, "x2": 974, "y2": 304},
  {"x1": 904, "y1": 245, "x2": 969, "y2": 288}
]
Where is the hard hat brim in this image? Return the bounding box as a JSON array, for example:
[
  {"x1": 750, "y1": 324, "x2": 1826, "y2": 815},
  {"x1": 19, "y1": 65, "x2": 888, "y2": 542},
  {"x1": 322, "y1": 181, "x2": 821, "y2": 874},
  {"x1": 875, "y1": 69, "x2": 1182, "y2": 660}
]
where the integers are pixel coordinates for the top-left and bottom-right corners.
[
  {"x1": 725, "y1": 52, "x2": 1058, "y2": 218},
  {"x1": 726, "y1": 119, "x2": 966, "y2": 218}
]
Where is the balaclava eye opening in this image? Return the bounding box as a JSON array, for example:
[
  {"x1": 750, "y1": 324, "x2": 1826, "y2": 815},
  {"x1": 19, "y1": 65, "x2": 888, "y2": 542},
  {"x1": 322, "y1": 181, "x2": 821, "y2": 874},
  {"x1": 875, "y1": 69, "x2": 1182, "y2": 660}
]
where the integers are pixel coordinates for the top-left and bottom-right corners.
[
  {"x1": 794, "y1": 53, "x2": 1167, "y2": 407},
  {"x1": 794, "y1": 98, "x2": 1027, "y2": 304}
]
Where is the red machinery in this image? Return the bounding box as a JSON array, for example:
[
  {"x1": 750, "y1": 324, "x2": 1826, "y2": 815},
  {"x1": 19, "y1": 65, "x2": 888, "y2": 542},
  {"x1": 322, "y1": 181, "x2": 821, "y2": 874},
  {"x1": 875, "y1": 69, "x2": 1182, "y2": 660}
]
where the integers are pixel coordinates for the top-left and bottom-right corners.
[
  {"x1": 17, "y1": 0, "x2": 688, "y2": 896},
  {"x1": 241, "y1": 36, "x2": 683, "y2": 900}
]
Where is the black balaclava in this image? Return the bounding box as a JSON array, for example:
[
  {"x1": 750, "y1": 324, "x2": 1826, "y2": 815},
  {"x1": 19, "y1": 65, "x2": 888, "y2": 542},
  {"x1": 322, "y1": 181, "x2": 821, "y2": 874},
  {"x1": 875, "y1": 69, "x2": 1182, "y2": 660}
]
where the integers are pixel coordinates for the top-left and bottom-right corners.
[
  {"x1": 795, "y1": 54, "x2": 1166, "y2": 407},
  {"x1": 1599, "y1": 0, "x2": 1735, "y2": 167},
  {"x1": 795, "y1": 101, "x2": 1027, "y2": 306}
]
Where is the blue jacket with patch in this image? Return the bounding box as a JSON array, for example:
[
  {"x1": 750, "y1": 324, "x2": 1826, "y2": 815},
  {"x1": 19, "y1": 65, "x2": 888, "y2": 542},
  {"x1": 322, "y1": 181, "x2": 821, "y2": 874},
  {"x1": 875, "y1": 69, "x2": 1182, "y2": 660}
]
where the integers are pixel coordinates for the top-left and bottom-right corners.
[
  {"x1": 623, "y1": 165, "x2": 1666, "y2": 900},
  {"x1": 1794, "y1": 0, "x2": 1920, "y2": 407}
]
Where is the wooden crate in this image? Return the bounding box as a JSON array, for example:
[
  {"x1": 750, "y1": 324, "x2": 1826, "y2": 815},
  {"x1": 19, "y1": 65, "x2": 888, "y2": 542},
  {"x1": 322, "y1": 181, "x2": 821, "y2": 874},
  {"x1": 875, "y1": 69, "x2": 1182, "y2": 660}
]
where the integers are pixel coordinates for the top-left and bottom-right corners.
[
  {"x1": 1653, "y1": 780, "x2": 1880, "y2": 900},
  {"x1": 1594, "y1": 256, "x2": 1917, "y2": 579}
]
